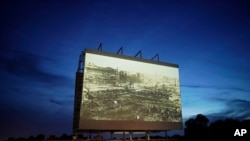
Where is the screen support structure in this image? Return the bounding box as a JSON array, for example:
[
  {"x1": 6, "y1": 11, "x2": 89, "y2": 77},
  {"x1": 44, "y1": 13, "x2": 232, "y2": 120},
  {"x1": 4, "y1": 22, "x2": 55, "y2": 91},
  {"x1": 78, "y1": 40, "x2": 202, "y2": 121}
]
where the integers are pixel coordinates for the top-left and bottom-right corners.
[
  {"x1": 151, "y1": 53, "x2": 159, "y2": 62},
  {"x1": 77, "y1": 51, "x2": 85, "y2": 73},
  {"x1": 98, "y1": 43, "x2": 103, "y2": 51},
  {"x1": 75, "y1": 131, "x2": 169, "y2": 141},
  {"x1": 97, "y1": 43, "x2": 124, "y2": 55},
  {"x1": 73, "y1": 45, "x2": 182, "y2": 140},
  {"x1": 116, "y1": 46, "x2": 123, "y2": 55},
  {"x1": 134, "y1": 50, "x2": 142, "y2": 59},
  {"x1": 96, "y1": 43, "x2": 158, "y2": 62}
]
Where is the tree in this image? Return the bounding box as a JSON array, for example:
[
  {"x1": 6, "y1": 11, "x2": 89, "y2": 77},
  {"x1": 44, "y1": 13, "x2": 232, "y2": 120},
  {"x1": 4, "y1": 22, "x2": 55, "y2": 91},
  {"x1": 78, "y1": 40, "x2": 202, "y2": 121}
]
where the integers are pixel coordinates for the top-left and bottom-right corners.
[
  {"x1": 27, "y1": 136, "x2": 35, "y2": 141},
  {"x1": 35, "y1": 134, "x2": 45, "y2": 141},
  {"x1": 6, "y1": 137, "x2": 15, "y2": 141},
  {"x1": 184, "y1": 114, "x2": 209, "y2": 141},
  {"x1": 209, "y1": 118, "x2": 249, "y2": 141},
  {"x1": 60, "y1": 133, "x2": 71, "y2": 140}
]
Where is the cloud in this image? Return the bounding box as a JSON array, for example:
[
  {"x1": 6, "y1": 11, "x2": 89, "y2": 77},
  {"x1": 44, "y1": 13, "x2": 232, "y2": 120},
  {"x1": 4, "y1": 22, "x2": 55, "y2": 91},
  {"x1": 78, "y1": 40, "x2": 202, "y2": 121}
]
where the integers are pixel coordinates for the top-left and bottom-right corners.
[
  {"x1": 207, "y1": 99, "x2": 250, "y2": 121},
  {"x1": 49, "y1": 98, "x2": 73, "y2": 106},
  {"x1": 0, "y1": 99, "x2": 72, "y2": 141},
  {"x1": 223, "y1": 99, "x2": 250, "y2": 119},
  {"x1": 181, "y1": 84, "x2": 250, "y2": 93},
  {"x1": 0, "y1": 46, "x2": 75, "y2": 140},
  {"x1": 0, "y1": 47, "x2": 73, "y2": 86}
]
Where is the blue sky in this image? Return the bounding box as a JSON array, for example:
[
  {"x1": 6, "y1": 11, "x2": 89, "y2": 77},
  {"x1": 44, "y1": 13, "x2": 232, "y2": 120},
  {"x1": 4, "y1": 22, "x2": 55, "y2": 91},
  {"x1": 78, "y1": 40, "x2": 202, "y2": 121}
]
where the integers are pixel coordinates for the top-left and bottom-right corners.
[{"x1": 0, "y1": 0, "x2": 250, "y2": 140}]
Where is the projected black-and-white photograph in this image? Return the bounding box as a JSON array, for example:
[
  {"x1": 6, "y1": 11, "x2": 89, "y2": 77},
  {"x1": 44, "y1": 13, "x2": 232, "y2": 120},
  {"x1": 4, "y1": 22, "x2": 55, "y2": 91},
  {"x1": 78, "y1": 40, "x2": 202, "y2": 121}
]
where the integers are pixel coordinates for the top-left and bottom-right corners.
[{"x1": 80, "y1": 53, "x2": 182, "y2": 122}]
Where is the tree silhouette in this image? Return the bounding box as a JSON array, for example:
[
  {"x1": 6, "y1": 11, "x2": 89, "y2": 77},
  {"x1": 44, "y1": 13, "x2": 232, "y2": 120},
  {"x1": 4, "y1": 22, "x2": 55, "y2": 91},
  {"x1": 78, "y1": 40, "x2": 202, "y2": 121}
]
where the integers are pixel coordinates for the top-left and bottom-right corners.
[
  {"x1": 35, "y1": 134, "x2": 45, "y2": 141},
  {"x1": 184, "y1": 114, "x2": 209, "y2": 141},
  {"x1": 5, "y1": 115, "x2": 250, "y2": 141},
  {"x1": 184, "y1": 114, "x2": 249, "y2": 141},
  {"x1": 60, "y1": 133, "x2": 72, "y2": 140},
  {"x1": 209, "y1": 119, "x2": 239, "y2": 140},
  {"x1": 209, "y1": 118, "x2": 250, "y2": 141},
  {"x1": 27, "y1": 136, "x2": 35, "y2": 141}
]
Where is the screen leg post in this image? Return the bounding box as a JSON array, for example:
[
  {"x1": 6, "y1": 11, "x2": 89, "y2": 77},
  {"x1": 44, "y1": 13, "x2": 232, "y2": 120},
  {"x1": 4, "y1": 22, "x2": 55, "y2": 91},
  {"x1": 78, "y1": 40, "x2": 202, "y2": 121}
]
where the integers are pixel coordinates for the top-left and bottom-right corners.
[
  {"x1": 165, "y1": 131, "x2": 168, "y2": 141},
  {"x1": 110, "y1": 131, "x2": 113, "y2": 140},
  {"x1": 129, "y1": 131, "x2": 133, "y2": 140},
  {"x1": 146, "y1": 131, "x2": 150, "y2": 140},
  {"x1": 123, "y1": 131, "x2": 125, "y2": 141}
]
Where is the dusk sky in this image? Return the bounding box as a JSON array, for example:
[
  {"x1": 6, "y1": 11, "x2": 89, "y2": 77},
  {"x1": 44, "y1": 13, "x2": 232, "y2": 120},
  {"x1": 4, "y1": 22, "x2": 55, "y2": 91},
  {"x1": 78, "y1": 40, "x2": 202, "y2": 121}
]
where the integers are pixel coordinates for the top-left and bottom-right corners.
[{"x1": 1, "y1": 0, "x2": 250, "y2": 140}]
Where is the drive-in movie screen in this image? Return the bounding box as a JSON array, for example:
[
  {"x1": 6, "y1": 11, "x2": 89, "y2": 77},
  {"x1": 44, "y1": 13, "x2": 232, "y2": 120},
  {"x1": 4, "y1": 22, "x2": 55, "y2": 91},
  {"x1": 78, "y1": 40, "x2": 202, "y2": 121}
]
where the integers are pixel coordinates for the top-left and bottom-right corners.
[{"x1": 79, "y1": 50, "x2": 182, "y2": 130}]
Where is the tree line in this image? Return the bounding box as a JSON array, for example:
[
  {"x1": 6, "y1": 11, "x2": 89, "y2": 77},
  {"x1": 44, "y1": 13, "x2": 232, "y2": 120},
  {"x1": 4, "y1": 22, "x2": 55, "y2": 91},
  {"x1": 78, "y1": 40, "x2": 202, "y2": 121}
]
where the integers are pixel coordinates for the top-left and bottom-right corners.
[
  {"x1": 183, "y1": 114, "x2": 249, "y2": 141},
  {"x1": 6, "y1": 114, "x2": 250, "y2": 141}
]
